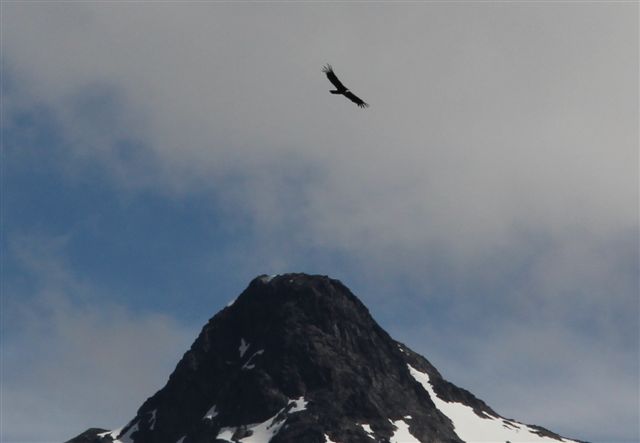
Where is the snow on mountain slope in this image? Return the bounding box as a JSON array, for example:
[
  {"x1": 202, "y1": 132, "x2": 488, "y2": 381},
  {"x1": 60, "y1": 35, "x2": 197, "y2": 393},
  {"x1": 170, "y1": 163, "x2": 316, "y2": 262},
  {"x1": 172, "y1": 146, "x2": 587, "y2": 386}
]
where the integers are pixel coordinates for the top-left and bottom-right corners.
[
  {"x1": 66, "y1": 274, "x2": 582, "y2": 443},
  {"x1": 213, "y1": 397, "x2": 308, "y2": 443},
  {"x1": 408, "y1": 365, "x2": 579, "y2": 443}
]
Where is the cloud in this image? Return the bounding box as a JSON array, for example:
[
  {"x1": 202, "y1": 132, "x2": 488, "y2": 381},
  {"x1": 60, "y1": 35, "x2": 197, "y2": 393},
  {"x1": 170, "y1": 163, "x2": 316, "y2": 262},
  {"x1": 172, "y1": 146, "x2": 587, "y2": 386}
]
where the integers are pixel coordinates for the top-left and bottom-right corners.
[
  {"x1": 4, "y1": 3, "x2": 636, "y2": 273},
  {"x1": 405, "y1": 320, "x2": 639, "y2": 443},
  {"x1": 3, "y1": 3, "x2": 638, "y2": 441},
  {"x1": 2, "y1": 237, "x2": 194, "y2": 442}
]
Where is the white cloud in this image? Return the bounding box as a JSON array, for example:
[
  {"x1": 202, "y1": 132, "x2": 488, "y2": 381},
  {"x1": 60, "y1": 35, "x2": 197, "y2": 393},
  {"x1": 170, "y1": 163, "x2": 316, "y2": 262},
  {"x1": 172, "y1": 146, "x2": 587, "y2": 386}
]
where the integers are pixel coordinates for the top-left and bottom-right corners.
[
  {"x1": 2, "y1": 237, "x2": 194, "y2": 442},
  {"x1": 3, "y1": 3, "x2": 637, "y2": 441},
  {"x1": 4, "y1": 4, "x2": 635, "y2": 256}
]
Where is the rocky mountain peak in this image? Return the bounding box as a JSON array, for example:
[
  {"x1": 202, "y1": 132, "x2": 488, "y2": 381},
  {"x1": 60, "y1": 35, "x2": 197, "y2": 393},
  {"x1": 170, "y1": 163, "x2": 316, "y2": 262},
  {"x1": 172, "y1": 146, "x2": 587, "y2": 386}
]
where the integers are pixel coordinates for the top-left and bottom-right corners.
[{"x1": 67, "y1": 273, "x2": 581, "y2": 443}]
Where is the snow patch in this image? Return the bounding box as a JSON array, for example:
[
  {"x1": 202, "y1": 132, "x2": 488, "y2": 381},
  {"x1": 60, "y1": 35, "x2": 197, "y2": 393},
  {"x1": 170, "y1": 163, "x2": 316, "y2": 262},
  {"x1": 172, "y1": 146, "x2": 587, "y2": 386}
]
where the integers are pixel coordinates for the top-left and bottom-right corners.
[
  {"x1": 97, "y1": 429, "x2": 120, "y2": 439},
  {"x1": 237, "y1": 414, "x2": 287, "y2": 442},
  {"x1": 112, "y1": 421, "x2": 139, "y2": 443},
  {"x1": 389, "y1": 419, "x2": 421, "y2": 443},
  {"x1": 259, "y1": 274, "x2": 277, "y2": 283},
  {"x1": 203, "y1": 404, "x2": 219, "y2": 420},
  {"x1": 324, "y1": 434, "x2": 340, "y2": 443},
  {"x1": 288, "y1": 396, "x2": 308, "y2": 413},
  {"x1": 239, "y1": 338, "x2": 250, "y2": 358},
  {"x1": 407, "y1": 364, "x2": 578, "y2": 443},
  {"x1": 217, "y1": 426, "x2": 235, "y2": 441},
  {"x1": 359, "y1": 423, "x2": 375, "y2": 439},
  {"x1": 242, "y1": 349, "x2": 264, "y2": 370},
  {"x1": 214, "y1": 397, "x2": 308, "y2": 442},
  {"x1": 214, "y1": 411, "x2": 284, "y2": 442},
  {"x1": 148, "y1": 409, "x2": 157, "y2": 430},
  {"x1": 97, "y1": 422, "x2": 138, "y2": 443}
]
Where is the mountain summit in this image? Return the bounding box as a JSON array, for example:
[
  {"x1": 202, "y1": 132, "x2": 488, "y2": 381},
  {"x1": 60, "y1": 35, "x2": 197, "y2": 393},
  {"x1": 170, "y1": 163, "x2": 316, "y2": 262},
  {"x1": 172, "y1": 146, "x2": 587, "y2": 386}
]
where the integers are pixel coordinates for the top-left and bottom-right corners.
[{"x1": 68, "y1": 273, "x2": 581, "y2": 443}]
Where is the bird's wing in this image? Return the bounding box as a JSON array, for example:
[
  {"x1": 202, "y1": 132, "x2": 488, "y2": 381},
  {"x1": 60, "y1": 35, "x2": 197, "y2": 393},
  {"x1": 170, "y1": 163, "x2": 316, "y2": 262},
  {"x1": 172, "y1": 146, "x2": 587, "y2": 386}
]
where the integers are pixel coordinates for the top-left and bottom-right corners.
[
  {"x1": 344, "y1": 90, "x2": 369, "y2": 108},
  {"x1": 322, "y1": 64, "x2": 347, "y2": 91}
]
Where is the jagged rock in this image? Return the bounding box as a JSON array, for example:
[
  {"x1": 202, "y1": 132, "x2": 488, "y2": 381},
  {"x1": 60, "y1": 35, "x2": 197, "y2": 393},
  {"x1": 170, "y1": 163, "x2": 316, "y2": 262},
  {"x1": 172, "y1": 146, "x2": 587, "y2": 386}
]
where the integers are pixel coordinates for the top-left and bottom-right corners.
[{"x1": 67, "y1": 273, "x2": 582, "y2": 443}]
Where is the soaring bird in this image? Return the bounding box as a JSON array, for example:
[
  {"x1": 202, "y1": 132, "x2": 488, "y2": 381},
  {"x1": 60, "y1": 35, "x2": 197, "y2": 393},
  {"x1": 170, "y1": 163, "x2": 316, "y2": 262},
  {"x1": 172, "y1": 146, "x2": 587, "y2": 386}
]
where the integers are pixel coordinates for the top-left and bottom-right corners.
[{"x1": 322, "y1": 64, "x2": 369, "y2": 108}]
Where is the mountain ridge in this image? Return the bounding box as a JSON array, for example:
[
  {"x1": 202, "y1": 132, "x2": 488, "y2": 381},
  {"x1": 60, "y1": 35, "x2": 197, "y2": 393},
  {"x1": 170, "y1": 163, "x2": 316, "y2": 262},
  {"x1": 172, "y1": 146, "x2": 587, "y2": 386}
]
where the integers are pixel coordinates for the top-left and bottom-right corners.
[{"x1": 67, "y1": 273, "x2": 582, "y2": 443}]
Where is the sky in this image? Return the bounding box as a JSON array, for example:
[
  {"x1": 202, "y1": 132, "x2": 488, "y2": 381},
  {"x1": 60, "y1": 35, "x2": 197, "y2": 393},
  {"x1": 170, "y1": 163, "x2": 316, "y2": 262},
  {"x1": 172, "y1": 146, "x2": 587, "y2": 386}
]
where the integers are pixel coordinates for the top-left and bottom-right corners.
[{"x1": 1, "y1": 2, "x2": 638, "y2": 443}]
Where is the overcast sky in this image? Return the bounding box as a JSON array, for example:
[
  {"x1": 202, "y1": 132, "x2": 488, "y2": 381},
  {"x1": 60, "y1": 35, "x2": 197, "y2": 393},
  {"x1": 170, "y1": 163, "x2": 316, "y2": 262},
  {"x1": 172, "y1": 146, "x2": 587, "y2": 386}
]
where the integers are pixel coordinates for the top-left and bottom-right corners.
[{"x1": 2, "y1": 2, "x2": 638, "y2": 443}]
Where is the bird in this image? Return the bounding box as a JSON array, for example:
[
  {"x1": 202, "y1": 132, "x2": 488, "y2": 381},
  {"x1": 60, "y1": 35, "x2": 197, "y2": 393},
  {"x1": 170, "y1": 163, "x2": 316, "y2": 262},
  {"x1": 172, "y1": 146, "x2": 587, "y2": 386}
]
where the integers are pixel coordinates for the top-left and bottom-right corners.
[{"x1": 322, "y1": 64, "x2": 369, "y2": 108}]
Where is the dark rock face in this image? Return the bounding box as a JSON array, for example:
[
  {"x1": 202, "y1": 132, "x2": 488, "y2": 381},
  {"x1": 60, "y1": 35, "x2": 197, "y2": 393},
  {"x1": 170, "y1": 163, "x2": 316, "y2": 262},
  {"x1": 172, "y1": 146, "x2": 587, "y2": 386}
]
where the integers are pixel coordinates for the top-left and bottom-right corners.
[{"x1": 67, "y1": 273, "x2": 576, "y2": 443}]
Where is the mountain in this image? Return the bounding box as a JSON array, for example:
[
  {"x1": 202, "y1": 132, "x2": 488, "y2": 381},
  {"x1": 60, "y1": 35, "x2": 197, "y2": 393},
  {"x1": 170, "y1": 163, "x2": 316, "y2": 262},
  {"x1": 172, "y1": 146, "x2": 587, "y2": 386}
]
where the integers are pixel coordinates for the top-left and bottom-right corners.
[{"x1": 67, "y1": 273, "x2": 582, "y2": 443}]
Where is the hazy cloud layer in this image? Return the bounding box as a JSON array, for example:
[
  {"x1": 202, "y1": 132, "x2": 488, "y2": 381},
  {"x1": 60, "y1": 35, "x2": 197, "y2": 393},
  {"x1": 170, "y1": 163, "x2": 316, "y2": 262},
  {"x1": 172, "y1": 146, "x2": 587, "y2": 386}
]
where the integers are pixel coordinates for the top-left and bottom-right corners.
[
  {"x1": 5, "y1": 4, "x2": 635, "y2": 245},
  {"x1": 3, "y1": 3, "x2": 638, "y2": 442},
  {"x1": 3, "y1": 237, "x2": 195, "y2": 442}
]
